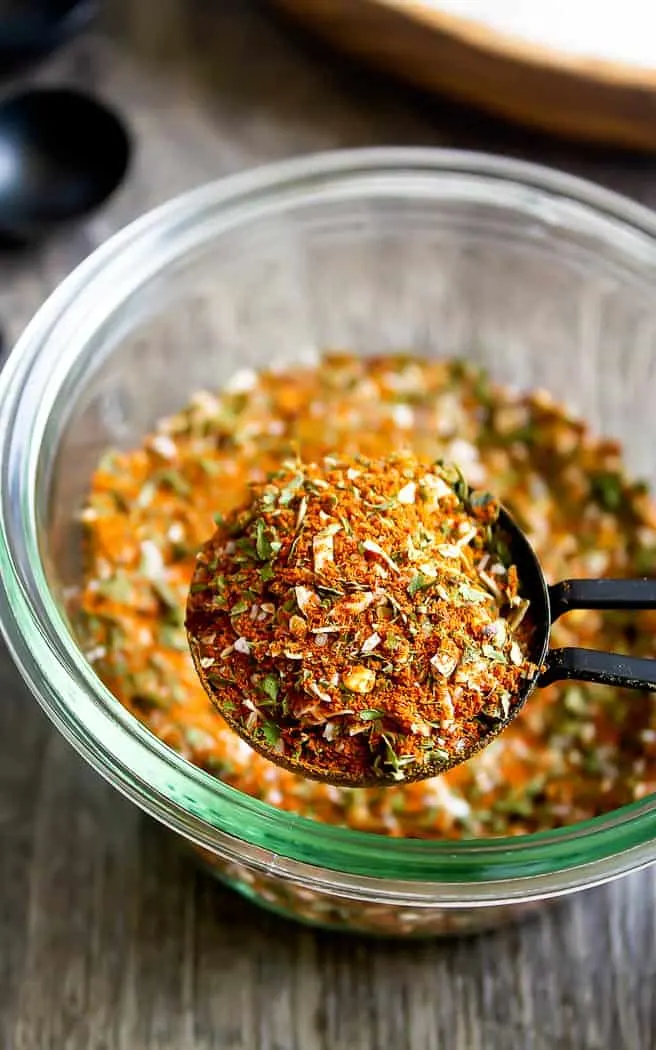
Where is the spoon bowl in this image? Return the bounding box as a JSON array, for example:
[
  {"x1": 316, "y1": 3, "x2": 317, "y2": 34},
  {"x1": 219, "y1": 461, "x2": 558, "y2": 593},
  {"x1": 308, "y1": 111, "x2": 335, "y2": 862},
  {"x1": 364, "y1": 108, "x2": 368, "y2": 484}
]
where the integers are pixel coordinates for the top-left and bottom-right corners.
[
  {"x1": 189, "y1": 487, "x2": 656, "y2": 789},
  {"x1": 0, "y1": 87, "x2": 130, "y2": 242},
  {"x1": 186, "y1": 456, "x2": 542, "y2": 789}
]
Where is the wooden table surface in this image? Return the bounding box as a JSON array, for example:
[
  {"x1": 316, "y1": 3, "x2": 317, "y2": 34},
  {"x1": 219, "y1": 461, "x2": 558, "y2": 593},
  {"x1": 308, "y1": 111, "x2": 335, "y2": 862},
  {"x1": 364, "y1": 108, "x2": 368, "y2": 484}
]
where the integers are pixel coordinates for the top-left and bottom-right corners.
[{"x1": 2, "y1": 3, "x2": 656, "y2": 1048}]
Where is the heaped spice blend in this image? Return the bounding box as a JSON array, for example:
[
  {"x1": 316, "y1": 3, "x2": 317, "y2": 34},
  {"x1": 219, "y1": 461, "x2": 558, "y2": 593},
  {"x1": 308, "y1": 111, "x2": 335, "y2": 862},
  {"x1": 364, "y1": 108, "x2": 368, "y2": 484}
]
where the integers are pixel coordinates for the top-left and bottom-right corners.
[
  {"x1": 186, "y1": 454, "x2": 536, "y2": 785},
  {"x1": 77, "y1": 353, "x2": 656, "y2": 838}
]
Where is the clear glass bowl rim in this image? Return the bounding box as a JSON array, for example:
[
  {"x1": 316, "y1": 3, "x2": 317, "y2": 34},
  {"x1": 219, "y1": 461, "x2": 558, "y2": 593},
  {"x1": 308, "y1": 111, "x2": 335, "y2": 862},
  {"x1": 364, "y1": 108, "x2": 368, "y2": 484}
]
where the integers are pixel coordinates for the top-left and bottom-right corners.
[{"x1": 1, "y1": 146, "x2": 656, "y2": 907}]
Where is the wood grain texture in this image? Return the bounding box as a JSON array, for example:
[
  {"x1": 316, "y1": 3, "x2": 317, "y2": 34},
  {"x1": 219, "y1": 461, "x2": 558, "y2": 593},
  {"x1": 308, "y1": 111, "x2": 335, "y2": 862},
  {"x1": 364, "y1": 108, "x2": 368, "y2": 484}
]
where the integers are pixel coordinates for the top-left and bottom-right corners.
[
  {"x1": 2, "y1": 2, "x2": 656, "y2": 1047},
  {"x1": 272, "y1": 0, "x2": 656, "y2": 152}
]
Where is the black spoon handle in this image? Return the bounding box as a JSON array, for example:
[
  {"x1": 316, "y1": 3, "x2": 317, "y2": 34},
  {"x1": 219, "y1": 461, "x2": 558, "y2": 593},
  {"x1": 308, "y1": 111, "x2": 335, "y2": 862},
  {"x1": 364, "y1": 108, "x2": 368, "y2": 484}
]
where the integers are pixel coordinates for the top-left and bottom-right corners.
[
  {"x1": 539, "y1": 648, "x2": 656, "y2": 691},
  {"x1": 549, "y1": 578, "x2": 656, "y2": 621},
  {"x1": 540, "y1": 578, "x2": 656, "y2": 691}
]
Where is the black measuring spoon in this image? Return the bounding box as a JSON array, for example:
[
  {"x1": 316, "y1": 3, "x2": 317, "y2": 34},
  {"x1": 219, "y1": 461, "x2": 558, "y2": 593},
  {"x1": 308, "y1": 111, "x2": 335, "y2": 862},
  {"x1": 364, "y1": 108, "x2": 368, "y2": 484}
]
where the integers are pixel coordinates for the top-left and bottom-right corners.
[
  {"x1": 0, "y1": 87, "x2": 130, "y2": 243},
  {"x1": 188, "y1": 469, "x2": 656, "y2": 790}
]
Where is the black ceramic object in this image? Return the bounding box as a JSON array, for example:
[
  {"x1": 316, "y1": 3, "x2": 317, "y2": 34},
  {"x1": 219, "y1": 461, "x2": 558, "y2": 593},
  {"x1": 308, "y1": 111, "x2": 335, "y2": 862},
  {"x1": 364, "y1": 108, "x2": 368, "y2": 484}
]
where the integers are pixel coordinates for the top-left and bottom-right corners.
[
  {"x1": 0, "y1": 0, "x2": 98, "y2": 78},
  {"x1": 0, "y1": 87, "x2": 130, "y2": 242}
]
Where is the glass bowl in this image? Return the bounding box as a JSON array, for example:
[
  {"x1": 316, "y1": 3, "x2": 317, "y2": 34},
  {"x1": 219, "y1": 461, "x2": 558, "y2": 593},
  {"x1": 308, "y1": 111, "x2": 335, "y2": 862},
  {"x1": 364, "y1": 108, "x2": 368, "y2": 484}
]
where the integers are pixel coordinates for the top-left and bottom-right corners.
[{"x1": 2, "y1": 147, "x2": 656, "y2": 938}]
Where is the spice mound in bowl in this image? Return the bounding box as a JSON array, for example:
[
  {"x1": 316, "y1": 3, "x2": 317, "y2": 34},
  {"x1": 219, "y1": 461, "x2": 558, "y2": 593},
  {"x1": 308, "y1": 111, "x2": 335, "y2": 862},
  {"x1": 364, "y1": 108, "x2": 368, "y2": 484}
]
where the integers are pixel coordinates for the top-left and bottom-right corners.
[
  {"x1": 78, "y1": 353, "x2": 656, "y2": 836},
  {"x1": 185, "y1": 452, "x2": 537, "y2": 787}
]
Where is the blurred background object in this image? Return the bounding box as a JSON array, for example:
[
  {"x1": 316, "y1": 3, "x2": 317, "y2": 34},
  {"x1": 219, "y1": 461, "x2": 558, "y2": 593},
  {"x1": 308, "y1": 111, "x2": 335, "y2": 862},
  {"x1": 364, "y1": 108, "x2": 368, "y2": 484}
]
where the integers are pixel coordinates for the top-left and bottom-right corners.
[
  {"x1": 0, "y1": 0, "x2": 98, "y2": 78},
  {"x1": 0, "y1": 87, "x2": 129, "y2": 243},
  {"x1": 0, "y1": 0, "x2": 129, "y2": 245},
  {"x1": 272, "y1": 0, "x2": 656, "y2": 150}
]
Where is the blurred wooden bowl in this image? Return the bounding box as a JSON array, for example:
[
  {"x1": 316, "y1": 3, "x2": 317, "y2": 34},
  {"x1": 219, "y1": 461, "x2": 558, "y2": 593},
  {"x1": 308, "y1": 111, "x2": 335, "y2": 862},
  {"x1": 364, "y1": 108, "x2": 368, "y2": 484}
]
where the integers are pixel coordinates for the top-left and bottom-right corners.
[{"x1": 272, "y1": 0, "x2": 656, "y2": 151}]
